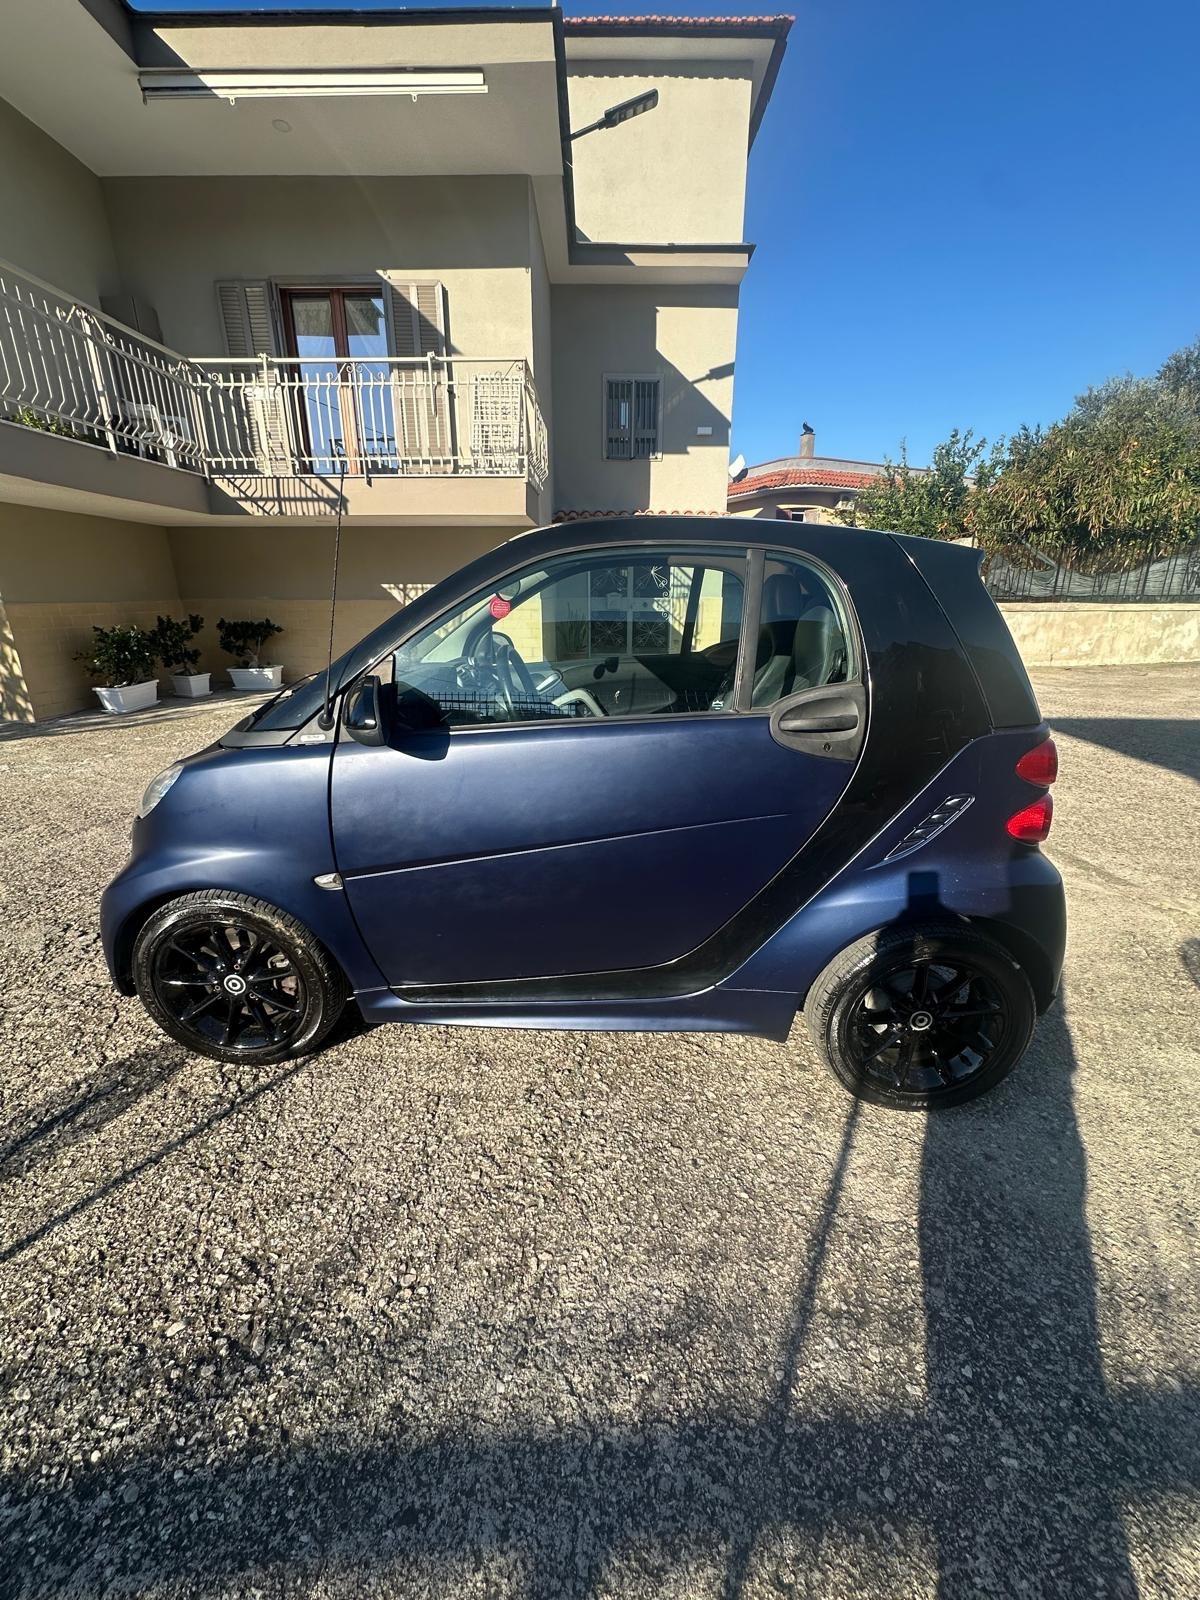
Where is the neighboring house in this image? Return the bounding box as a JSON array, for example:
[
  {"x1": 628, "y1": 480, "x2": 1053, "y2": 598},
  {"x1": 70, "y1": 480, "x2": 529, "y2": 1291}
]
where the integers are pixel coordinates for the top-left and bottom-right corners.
[
  {"x1": 0, "y1": 2, "x2": 790, "y2": 722},
  {"x1": 727, "y1": 425, "x2": 892, "y2": 523}
]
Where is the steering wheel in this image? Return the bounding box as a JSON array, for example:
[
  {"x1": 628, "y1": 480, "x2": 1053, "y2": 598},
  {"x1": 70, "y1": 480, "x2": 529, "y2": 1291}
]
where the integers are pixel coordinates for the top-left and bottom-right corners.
[
  {"x1": 469, "y1": 628, "x2": 538, "y2": 715},
  {"x1": 491, "y1": 631, "x2": 538, "y2": 713}
]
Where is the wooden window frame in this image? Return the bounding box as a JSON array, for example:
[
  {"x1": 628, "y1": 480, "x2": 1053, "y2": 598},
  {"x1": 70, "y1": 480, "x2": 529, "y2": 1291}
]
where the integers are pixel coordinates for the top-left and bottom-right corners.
[
  {"x1": 278, "y1": 284, "x2": 390, "y2": 361},
  {"x1": 276, "y1": 285, "x2": 393, "y2": 472}
]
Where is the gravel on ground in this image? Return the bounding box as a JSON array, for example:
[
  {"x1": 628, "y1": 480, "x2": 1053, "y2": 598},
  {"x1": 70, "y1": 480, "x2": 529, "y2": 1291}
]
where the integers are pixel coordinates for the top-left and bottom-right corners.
[{"x1": 0, "y1": 667, "x2": 1197, "y2": 1599}]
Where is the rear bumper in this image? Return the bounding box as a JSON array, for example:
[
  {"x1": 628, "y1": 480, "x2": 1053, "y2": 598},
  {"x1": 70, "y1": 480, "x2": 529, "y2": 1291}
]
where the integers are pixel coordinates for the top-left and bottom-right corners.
[{"x1": 991, "y1": 855, "x2": 1067, "y2": 1012}]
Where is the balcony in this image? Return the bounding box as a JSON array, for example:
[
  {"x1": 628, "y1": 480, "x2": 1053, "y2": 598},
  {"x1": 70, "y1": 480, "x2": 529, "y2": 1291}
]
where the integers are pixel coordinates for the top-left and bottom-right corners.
[{"x1": 0, "y1": 260, "x2": 548, "y2": 524}]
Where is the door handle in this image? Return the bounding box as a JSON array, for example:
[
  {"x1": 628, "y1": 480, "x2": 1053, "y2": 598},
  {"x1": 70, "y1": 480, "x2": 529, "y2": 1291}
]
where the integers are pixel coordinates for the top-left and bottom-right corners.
[{"x1": 777, "y1": 707, "x2": 859, "y2": 734}]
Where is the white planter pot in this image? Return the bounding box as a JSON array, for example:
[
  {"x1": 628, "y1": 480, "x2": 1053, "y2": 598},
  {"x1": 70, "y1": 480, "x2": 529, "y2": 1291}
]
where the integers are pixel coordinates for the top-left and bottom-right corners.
[
  {"x1": 170, "y1": 671, "x2": 211, "y2": 698},
  {"x1": 228, "y1": 665, "x2": 283, "y2": 692},
  {"x1": 93, "y1": 679, "x2": 159, "y2": 715}
]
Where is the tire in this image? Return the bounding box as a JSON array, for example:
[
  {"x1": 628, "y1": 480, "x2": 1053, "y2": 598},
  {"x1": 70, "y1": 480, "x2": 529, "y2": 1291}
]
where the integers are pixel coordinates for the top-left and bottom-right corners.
[
  {"x1": 132, "y1": 891, "x2": 347, "y2": 1065},
  {"x1": 803, "y1": 923, "x2": 1036, "y2": 1110}
]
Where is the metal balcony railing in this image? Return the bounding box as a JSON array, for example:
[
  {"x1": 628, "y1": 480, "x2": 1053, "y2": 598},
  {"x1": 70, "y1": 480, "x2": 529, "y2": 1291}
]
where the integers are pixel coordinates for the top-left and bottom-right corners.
[
  {"x1": 201, "y1": 355, "x2": 548, "y2": 485},
  {"x1": 0, "y1": 259, "x2": 548, "y2": 491}
]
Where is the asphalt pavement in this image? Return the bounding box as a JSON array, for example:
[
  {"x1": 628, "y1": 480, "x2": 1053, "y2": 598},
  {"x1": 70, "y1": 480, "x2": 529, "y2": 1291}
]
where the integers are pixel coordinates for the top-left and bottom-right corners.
[{"x1": 0, "y1": 665, "x2": 1197, "y2": 1598}]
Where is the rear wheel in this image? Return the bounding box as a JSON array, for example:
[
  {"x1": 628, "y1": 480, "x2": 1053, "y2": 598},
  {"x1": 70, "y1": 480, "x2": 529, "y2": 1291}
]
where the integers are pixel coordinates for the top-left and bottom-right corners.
[
  {"x1": 133, "y1": 891, "x2": 346, "y2": 1065},
  {"x1": 804, "y1": 925, "x2": 1036, "y2": 1109}
]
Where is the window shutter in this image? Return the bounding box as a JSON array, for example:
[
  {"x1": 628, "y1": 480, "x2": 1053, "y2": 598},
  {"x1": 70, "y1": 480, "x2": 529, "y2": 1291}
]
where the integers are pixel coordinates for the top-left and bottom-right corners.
[
  {"x1": 386, "y1": 280, "x2": 446, "y2": 357},
  {"x1": 385, "y1": 280, "x2": 450, "y2": 469},
  {"x1": 214, "y1": 281, "x2": 288, "y2": 472},
  {"x1": 215, "y1": 281, "x2": 279, "y2": 357}
]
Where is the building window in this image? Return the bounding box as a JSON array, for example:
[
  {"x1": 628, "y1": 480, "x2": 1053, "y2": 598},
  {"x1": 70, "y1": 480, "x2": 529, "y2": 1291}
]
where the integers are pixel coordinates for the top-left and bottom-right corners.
[
  {"x1": 277, "y1": 287, "x2": 392, "y2": 472},
  {"x1": 605, "y1": 376, "x2": 660, "y2": 459}
]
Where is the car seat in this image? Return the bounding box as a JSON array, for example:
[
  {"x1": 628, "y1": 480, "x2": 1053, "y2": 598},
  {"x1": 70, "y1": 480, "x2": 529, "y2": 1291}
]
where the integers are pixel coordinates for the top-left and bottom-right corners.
[{"x1": 708, "y1": 571, "x2": 844, "y2": 710}]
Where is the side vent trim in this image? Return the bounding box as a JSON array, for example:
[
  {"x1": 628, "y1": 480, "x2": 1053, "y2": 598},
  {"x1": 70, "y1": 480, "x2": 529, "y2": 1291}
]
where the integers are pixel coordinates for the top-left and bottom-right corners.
[{"x1": 882, "y1": 794, "x2": 975, "y2": 863}]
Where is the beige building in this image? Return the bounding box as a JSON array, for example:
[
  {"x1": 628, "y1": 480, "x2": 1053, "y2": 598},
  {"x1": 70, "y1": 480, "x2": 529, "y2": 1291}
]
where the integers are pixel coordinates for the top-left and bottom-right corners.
[{"x1": 0, "y1": 2, "x2": 789, "y2": 721}]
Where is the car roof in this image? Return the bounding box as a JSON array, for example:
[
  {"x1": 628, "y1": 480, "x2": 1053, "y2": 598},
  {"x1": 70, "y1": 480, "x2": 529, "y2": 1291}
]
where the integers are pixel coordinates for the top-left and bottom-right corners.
[{"x1": 506, "y1": 514, "x2": 901, "y2": 558}]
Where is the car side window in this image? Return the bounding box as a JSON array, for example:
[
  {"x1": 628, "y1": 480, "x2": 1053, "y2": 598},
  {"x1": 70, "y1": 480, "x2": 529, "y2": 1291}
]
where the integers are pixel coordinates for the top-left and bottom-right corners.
[
  {"x1": 749, "y1": 553, "x2": 851, "y2": 709},
  {"x1": 391, "y1": 547, "x2": 747, "y2": 727}
]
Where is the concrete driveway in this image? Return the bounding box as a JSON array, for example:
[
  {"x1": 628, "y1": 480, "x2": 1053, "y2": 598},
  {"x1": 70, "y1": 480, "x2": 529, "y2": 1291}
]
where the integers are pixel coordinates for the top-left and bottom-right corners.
[{"x1": 1, "y1": 666, "x2": 1197, "y2": 1599}]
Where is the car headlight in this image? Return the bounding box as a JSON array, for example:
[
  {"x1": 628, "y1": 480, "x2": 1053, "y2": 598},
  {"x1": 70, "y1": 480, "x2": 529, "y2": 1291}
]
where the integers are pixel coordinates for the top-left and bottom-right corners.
[{"x1": 136, "y1": 763, "x2": 182, "y2": 820}]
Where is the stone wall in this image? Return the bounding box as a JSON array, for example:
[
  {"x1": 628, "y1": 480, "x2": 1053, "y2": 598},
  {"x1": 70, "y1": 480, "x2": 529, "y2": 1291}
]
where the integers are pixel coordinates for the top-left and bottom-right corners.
[
  {"x1": 999, "y1": 603, "x2": 1200, "y2": 668},
  {"x1": 0, "y1": 505, "x2": 182, "y2": 721},
  {"x1": 0, "y1": 508, "x2": 500, "y2": 722}
]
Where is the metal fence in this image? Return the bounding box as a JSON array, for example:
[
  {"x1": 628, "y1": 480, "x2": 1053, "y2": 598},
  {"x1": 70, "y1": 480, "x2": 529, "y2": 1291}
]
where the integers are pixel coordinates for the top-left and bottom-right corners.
[
  {"x1": 0, "y1": 261, "x2": 210, "y2": 469},
  {"x1": 0, "y1": 259, "x2": 548, "y2": 489},
  {"x1": 982, "y1": 540, "x2": 1200, "y2": 604}
]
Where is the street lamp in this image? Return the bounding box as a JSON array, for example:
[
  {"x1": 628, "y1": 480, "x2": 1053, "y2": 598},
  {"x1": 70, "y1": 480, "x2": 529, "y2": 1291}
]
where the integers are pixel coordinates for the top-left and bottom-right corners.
[{"x1": 569, "y1": 88, "x2": 659, "y2": 141}]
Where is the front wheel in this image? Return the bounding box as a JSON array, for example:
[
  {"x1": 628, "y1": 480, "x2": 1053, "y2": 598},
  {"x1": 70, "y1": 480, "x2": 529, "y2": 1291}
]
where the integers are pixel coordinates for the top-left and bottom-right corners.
[
  {"x1": 132, "y1": 891, "x2": 346, "y2": 1064},
  {"x1": 804, "y1": 925, "x2": 1036, "y2": 1109}
]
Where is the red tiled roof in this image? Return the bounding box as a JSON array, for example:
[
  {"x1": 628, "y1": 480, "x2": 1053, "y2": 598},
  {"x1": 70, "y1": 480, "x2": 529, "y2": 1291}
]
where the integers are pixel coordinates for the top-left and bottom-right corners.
[
  {"x1": 553, "y1": 508, "x2": 725, "y2": 522},
  {"x1": 564, "y1": 16, "x2": 793, "y2": 29},
  {"x1": 728, "y1": 466, "x2": 879, "y2": 500}
]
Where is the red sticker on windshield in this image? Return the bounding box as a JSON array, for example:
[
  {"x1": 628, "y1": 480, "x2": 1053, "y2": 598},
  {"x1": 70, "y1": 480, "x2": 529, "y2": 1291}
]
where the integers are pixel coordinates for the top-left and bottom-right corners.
[{"x1": 489, "y1": 596, "x2": 512, "y2": 619}]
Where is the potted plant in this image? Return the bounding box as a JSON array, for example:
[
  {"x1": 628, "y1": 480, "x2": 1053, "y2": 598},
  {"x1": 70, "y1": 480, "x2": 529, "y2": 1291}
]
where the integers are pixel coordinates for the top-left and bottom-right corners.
[
  {"x1": 75, "y1": 624, "x2": 160, "y2": 714},
  {"x1": 154, "y1": 612, "x2": 210, "y2": 698},
  {"x1": 218, "y1": 617, "x2": 284, "y2": 691},
  {"x1": 5, "y1": 405, "x2": 72, "y2": 436}
]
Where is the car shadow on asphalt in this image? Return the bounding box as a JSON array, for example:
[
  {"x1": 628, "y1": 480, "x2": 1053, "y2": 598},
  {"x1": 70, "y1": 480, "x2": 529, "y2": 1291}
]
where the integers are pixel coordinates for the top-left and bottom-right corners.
[
  {"x1": 1050, "y1": 716, "x2": 1200, "y2": 781},
  {"x1": 0, "y1": 1043, "x2": 186, "y2": 1186},
  {"x1": 3, "y1": 994, "x2": 1196, "y2": 1596},
  {"x1": 0, "y1": 1056, "x2": 309, "y2": 1269},
  {"x1": 914, "y1": 997, "x2": 1150, "y2": 1596}
]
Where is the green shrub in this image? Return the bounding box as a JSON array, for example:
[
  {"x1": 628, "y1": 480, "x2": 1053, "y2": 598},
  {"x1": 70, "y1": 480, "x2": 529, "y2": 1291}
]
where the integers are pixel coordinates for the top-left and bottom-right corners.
[
  {"x1": 6, "y1": 405, "x2": 72, "y2": 436},
  {"x1": 217, "y1": 617, "x2": 283, "y2": 668},
  {"x1": 153, "y1": 612, "x2": 205, "y2": 673},
  {"x1": 75, "y1": 625, "x2": 158, "y2": 688}
]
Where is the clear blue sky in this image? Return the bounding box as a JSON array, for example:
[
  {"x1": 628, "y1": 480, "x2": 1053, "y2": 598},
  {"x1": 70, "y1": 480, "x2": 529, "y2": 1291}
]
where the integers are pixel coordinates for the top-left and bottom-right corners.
[{"x1": 130, "y1": 0, "x2": 1200, "y2": 466}]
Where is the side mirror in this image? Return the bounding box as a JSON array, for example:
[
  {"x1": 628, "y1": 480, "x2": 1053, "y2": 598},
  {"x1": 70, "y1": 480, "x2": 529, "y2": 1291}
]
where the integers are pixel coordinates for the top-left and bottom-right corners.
[{"x1": 344, "y1": 674, "x2": 386, "y2": 746}]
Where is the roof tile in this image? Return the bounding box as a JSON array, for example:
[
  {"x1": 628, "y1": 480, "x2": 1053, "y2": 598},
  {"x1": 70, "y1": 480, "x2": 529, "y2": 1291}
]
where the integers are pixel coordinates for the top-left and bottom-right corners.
[
  {"x1": 564, "y1": 16, "x2": 793, "y2": 29},
  {"x1": 553, "y1": 508, "x2": 724, "y2": 522},
  {"x1": 728, "y1": 466, "x2": 878, "y2": 500}
]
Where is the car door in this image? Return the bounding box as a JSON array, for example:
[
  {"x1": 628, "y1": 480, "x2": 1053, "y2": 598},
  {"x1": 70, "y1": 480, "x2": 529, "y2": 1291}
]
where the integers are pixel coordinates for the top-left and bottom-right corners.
[{"x1": 329, "y1": 540, "x2": 864, "y2": 989}]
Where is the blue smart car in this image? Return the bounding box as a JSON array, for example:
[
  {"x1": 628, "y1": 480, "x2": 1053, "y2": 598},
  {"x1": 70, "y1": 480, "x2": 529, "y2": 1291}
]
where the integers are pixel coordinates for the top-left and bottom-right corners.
[{"x1": 100, "y1": 518, "x2": 1064, "y2": 1109}]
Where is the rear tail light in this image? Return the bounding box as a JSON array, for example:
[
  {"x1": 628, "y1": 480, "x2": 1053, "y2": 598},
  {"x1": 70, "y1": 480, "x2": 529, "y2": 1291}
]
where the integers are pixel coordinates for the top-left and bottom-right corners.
[
  {"x1": 1008, "y1": 738, "x2": 1057, "y2": 841},
  {"x1": 1015, "y1": 737, "x2": 1058, "y2": 786},
  {"x1": 1007, "y1": 792, "x2": 1054, "y2": 842}
]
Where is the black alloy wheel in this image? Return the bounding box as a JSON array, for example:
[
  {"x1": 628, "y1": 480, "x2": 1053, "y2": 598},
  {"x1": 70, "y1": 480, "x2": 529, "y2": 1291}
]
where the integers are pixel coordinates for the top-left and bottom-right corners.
[
  {"x1": 133, "y1": 892, "x2": 346, "y2": 1064},
  {"x1": 846, "y1": 958, "x2": 1008, "y2": 1097},
  {"x1": 152, "y1": 921, "x2": 306, "y2": 1053},
  {"x1": 805, "y1": 925, "x2": 1037, "y2": 1109}
]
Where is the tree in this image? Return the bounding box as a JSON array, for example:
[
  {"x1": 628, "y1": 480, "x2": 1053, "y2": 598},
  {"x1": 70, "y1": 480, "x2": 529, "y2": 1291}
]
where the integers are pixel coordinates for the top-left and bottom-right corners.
[
  {"x1": 217, "y1": 617, "x2": 283, "y2": 668},
  {"x1": 837, "y1": 428, "x2": 1004, "y2": 543},
  {"x1": 1158, "y1": 335, "x2": 1200, "y2": 417},
  {"x1": 846, "y1": 334, "x2": 1200, "y2": 563},
  {"x1": 987, "y1": 372, "x2": 1200, "y2": 560}
]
